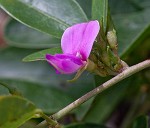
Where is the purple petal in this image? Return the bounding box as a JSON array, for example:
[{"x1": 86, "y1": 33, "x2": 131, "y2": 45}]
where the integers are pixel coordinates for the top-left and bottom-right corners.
[
  {"x1": 46, "y1": 54, "x2": 85, "y2": 74},
  {"x1": 61, "y1": 20, "x2": 100, "y2": 60}
]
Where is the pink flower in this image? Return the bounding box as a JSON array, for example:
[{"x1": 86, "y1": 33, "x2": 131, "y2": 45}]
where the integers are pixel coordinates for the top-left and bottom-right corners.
[{"x1": 46, "y1": 20, "x2": 100, "y2": 74}]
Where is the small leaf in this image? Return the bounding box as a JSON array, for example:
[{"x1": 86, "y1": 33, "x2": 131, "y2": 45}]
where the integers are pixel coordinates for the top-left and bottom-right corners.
[
  {"x1": 0, "y1": 95, "x2": 39, "y2": 128},
  {"x1": 4, "y1": 19, "x2": 60, "y2": 48},
  {"x1": 0, "y1": 0, "x2": 87, "y2": 38},
  {"x1": 23, "y1": 47, "x2": 62, "y2": 62}
]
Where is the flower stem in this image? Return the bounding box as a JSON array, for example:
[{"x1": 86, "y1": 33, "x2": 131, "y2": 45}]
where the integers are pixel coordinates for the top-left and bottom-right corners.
[{"x1": 37, "y1": 59, "x2": 150, "y2": 127}]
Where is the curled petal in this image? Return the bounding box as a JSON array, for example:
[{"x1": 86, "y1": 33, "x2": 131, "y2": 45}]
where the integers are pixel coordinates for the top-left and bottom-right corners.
[
  {"x1": 46, "y1": 54, "x2": 85, "y2": 74},
  {"x1": 61, "y1": 20, "x2": 100, "y2": 60}
]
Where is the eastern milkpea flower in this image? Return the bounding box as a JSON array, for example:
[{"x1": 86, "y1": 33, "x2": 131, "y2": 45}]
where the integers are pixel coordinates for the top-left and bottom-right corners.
[{"x1": 46, "y1": 20, "x2": 100, "y2": 79}]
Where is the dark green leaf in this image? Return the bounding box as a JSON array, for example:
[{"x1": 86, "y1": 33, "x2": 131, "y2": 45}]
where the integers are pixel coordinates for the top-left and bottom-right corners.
[
  {"x1": 131, "y1": 115, "x2": 148, "y2": 128},
  {"x1": 114, "y1": 9, "x2": 150, "y2": 56},
  {"x1": 65, "y1": 123, "x2": 107, "y2": 128},
  {"x1": 107, "y1": 0, "x2": 150, "y2": 57},
  {"x1": 23, "y1": 47, "x2": 62, "y2": 62},
  {"x1": 4, "y1": 19, "x2": 60, "y2": 48},
  {"x1": 92, "y1": 0, "x2": 108, "y2": 32},
  {"x1": 0, "y1": 47, "x2": 52, "y2": 85},
  {"x1": 0, "y1": 95, "x2": 38, "y2": 128},
  {"x1": 0, "y1": 0, "x2": 87, "y2": 38},
  {"x1": 77, "y1": 0, "x2": 92, "y2": 19},
  {"x1": 109, "y1": 0, "x2": 150, "y2": 14}
]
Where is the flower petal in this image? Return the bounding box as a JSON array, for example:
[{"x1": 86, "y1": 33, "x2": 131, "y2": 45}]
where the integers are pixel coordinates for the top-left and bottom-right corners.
[
  {"x1": 61, "y1": 20, "x2": 100, "y2": 60},
  {"x1": 46, "y1": 54, "x2": 85, "y2": 74}
]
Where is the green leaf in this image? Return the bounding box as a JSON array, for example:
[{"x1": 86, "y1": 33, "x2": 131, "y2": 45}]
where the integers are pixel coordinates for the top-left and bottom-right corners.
[
  {"x1": 64, "y1": 123, "x2": 107, "y2": 128},
  {"x1": 0, "y1": 0, "x2": 87, "y2": 38},
  {"x1": 109, "y1": 0, "x2": 150, "y2": 14},
  {"x1": 131, "y1": 115, "x2": 148, "y2": 128},
  {"x1": 92, "y1": 0, "x2": 108, "y2": 32},
  {"x1": 83, "y1": 77, "x2": 131, "y2": 123},
  {"x1": 77, "y1": 0, "x2": 92, "y2": 19},
  {"x1": 0, "y1": 95, "x2": 38, "y2": 128},
  {"x1": 23, "y1": 47, "x2": 62, "y2": 62},
  {"x1": 4, "y1": 19, "x2": 60, "y2": 48},
  {"x1": 0, "y1": 47, "x2": 65, "y2": 86},
  {"x1": 114, "y1": 9, "x2": 150, "y2": 56},
  {"x1": 0, "y1": 80, "x2": 73, "y2": 114},
  {"x1": 0, "y1": 47, "x2": 50, "y2": 85}
]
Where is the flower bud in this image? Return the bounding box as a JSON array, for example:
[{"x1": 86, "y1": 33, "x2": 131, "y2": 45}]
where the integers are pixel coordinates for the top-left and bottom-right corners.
[{"x1": 107, "y1": 29, "x2": 118, "y2": 50}]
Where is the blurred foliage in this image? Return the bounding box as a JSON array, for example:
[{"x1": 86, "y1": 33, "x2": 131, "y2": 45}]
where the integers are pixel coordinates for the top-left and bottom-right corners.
[
  {"x1": 0, "y1": 96, "x2": 38, "y2": 128},
  {"x1": 131, "y1": 115, "x2": 148, "y2": 128},
  {"x1": 0, "y1": 0, "x2": 149, "y2": 128}
]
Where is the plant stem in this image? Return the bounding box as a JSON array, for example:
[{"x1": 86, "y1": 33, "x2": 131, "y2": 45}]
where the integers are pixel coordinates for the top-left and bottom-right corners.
[
  {"x1": 36, "y1": 59, "x2": 150, "y2": 127},
  {"x1": 36, "y1": 111, "x2": 61, "y2": 128},
  {"x1": 40, "y1": 112, "x2": 58, "y2": 127}
]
